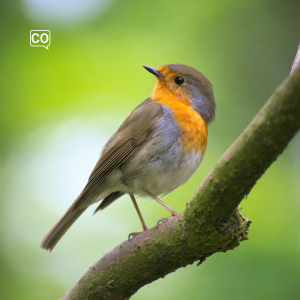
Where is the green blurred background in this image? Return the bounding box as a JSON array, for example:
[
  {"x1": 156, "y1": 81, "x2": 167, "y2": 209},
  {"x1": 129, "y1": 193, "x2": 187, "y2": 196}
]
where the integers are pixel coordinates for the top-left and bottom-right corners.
[{"x1": 1, "y1": 0, "x2": 300, "y2": 299}]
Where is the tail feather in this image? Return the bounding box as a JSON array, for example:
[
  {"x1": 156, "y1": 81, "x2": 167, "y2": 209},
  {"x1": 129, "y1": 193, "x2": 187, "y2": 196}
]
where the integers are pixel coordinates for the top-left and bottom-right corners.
[{"x1": 41, "y1": 206, "x2": 87, "y2": 251}]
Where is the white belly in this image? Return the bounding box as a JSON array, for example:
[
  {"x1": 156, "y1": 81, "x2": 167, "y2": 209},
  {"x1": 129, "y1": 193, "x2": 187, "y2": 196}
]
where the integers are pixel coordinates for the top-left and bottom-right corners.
[{"x1": 139, "y1": 150, "x2": 203, "y2": 196}]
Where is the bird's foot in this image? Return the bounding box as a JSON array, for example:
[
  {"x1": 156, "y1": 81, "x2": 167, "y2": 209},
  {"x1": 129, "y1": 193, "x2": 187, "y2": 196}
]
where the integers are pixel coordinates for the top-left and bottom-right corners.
[
  {"x1": 128, "y1": 232, "x2": 142, "y2": 242},
  {"x1": 156, "y1": 216, "x2": 175, "y2": 228}
]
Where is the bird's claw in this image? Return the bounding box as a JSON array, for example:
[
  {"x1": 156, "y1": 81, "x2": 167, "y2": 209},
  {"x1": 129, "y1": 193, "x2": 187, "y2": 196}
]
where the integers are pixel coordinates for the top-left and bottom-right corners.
[
  {"x1": 128, "y1": 232, "x2": 141, "y2": 242},
  {"x1": 156, "y1": 216, "x2": 174, "y2": 228}
]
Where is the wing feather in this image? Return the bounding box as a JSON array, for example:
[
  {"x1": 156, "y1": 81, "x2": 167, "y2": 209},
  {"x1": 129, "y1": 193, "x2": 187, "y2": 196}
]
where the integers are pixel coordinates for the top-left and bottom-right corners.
[{"x1": 73, "y1": 98, "x2": 162, "y2": 209}]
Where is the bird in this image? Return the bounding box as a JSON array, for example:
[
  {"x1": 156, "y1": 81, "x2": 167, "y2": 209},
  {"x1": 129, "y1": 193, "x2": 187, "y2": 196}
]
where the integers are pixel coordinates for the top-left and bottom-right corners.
[{"x1": 41, "y1": 64, "x2": 216, "y2": 251}]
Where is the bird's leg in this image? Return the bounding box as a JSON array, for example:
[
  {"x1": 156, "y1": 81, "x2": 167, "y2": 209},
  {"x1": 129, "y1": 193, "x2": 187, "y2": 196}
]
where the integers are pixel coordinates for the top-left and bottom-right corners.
[
  {"x1": 130, "y1": 194, "x2": 148, "y2": 231},
  {"x1": 128, "y1": 194, "x2": 148, "y2": 241},
  {"x1": 143, "y1": 189, "x2": 179, "y2": 227},
  {"x1": 143, "y1": 189, "x2": 178, "y2": 216}
]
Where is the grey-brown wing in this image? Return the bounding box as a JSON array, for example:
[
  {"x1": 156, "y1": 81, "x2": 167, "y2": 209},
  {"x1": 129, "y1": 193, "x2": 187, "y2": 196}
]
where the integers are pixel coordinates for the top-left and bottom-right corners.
[{"x1": 73, "y1": 98, "x2": 162, "y2": 209}]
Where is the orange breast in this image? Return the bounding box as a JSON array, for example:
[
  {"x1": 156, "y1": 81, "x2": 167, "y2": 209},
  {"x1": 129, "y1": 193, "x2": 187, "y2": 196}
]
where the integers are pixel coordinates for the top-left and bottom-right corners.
[{"x1": 151, "y1": 79, "x2": 208, "y2": 155}]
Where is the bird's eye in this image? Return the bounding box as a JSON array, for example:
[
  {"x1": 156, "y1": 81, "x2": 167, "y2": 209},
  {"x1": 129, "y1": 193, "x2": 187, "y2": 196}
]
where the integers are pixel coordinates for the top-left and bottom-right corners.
[{"x1": 174, "y1": 77, "x2": 185, "y2": 86}]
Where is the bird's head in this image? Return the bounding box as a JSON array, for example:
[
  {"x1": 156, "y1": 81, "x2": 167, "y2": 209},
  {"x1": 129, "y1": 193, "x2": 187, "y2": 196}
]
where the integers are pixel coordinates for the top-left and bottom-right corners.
[{"x1": 144, "y1": 64, "x2": 216, "y2": 123}]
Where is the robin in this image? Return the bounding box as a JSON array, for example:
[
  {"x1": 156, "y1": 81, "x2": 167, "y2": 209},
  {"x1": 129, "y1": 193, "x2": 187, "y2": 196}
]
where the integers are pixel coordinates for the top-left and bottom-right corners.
[{"x1": 41, "y1": 64, "x2": 216, "y2": 251}]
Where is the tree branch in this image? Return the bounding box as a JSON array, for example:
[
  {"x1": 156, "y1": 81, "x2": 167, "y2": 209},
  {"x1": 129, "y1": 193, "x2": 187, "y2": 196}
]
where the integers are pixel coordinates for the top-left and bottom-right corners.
[{"x1": 62, "y1": 63, "x2": 300, "y2": 300}]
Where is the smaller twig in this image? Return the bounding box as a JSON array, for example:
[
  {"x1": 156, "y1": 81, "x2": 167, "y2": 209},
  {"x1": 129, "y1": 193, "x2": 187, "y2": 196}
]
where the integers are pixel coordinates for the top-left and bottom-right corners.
[{"x1": 291, "y1": 42, "x2": 300, "y2": 75}]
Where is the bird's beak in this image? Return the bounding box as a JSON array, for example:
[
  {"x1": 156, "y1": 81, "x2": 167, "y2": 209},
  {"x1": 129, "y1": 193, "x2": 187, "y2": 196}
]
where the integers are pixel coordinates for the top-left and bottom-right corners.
[{"x1": 143, "y1": 66, "x2": 164, "y2": 79}]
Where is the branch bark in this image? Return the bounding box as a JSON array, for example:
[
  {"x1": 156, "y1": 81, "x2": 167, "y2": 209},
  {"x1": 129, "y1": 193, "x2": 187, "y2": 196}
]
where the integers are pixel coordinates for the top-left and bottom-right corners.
[{"x1": 62, "y1": 63, "x2": 300, "y2": 300}]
